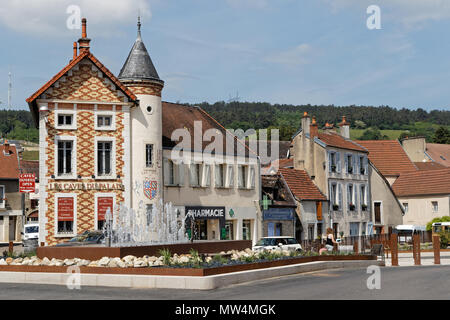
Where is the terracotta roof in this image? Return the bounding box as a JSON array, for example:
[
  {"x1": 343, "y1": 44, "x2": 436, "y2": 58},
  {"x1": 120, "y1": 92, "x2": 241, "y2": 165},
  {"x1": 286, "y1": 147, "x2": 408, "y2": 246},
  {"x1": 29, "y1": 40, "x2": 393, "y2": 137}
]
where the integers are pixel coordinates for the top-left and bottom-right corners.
[
  {"x1": 392, "y1": 168, "x2": 450, "y2": 197},
  {"x1": 279, "y1": 168, "x2": 327, "y2": 201},
  {"x1": 355, "y1": 140, "x2": 417, "y2": 176},
  {"x1": 426, "y1": 143, "x2": 450, "y2": 167},
  {"x1": 0, "y1": 144, "x2": 20, "y2": 179},
  {"x1": 20, "y1": 160, "x2": 39, "y2": 179},
  {"x1": 414, "y1": 161, "x2": 446, "y2": 171},
  {"x1": 317, "y1": 132, "x2": 368, "y2": 153},
  {"x1": 246, "y1": 140, "x2": 291, "y2": 159},
  {"x1": 261, "y1": 158, "x2": 293, "y2": 175},
  {"x1": 161, "y1": 102, "x2": 256, "y2": 157}
]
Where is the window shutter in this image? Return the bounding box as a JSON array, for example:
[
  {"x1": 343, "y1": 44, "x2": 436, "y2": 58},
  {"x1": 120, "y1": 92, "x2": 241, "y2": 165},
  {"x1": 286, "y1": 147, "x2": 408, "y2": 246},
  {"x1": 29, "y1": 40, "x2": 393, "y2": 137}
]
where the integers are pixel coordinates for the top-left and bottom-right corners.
[
  {"x1": 204, "y1": 164, "x2": 211, "y2": 187},
  {"x1": 354, "y1": 185, "x2": 359, "y2": 209},
  {"x1": 364, "y1": 156, "x2": 368, "y2": 175},
  {"x1": 336, "y1": 152, "x2": 341, "y2": 173},
  {"x1": 328, "y1": 151, "x2": 332, "y2": 172},
  {"x1": 338, "y1": 184, "x2": 343, "y2": 209},
  {"x1": 163, "y1": 158, "x2": 169, "y2": 185},
  {"x1": 178, "y1": 162, "x2": 185, "y2": 186},
  {"x1": 215, "y1": 164, "x2": 221, "y2": 187},
  {"x1": 189, "y1": 164, "x2": 197, "y2": 186},
  {"x1": 227, "y1": 165, "x2": 234, "y2": 188},
  {"x1": 250, "y1": 166, "x2": 255, "y2": 189},
  {"x1": 238, "y1": 166, "x2": 243, "y2": 188},
  {"x1": 345, "y1": 154, "x2": 349, "y2": 173}
]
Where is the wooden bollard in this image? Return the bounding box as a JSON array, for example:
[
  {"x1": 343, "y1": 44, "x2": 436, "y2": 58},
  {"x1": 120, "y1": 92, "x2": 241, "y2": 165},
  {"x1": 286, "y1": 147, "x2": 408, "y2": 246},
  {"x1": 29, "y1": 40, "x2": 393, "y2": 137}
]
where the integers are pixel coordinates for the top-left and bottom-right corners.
[
  {"x1": 433, "y1": 235, "x2": 441, "y2": 265},
  {"x1": 8, "y1": 241, "x2": 13, "y2": 254},
  {"x1": 353, "y1": 240, "x2": 358, "y2": 254},
  {"x1": 391, "y1": 233, "x2": 399, "y2": 266},
  {"x1": 413, "y1": 234, "x2": 421, "y2": 266}
]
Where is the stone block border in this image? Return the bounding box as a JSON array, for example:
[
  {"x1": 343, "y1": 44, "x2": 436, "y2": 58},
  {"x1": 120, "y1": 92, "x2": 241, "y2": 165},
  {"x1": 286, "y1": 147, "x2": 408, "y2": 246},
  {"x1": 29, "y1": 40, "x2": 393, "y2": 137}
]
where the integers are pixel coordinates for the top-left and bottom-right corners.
[{"x1": 0, "y1": 260, "x2": 385, "y2": 290}]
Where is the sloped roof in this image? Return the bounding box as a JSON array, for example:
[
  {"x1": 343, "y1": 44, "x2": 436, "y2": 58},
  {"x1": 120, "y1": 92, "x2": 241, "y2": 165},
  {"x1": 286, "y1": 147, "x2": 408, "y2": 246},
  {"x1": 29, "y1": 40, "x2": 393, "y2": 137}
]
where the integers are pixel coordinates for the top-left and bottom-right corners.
[
  {"x1": 414, "y1": 161, "x2": 446, "y2": 171},
  {"x1": 279, "y1": 168, "x2": 327, "y2": 201},
  {"x1": 27, "y1": 51, "x2": 137, "y2": 126},
  {"x1": 392, "y1": 168, "x2": 450, "y2": 197},
  {"x1": 261, "y1": 173, "x2": 296, "y2": 207},
  {"x1": 0, "y1": 144, "x2": 20, "y2": 179},
  {"x1": 355, "y1": 140, "x2": 417, "y2": 176},
  {"x1": 20, "y1": 160, "x2": 39, "y2": 179},
  {"x1": 426, "y1": 143, "x2": 450, "y2": 167},
  {"x1": 118, "y1": 29, "x2": 162, "y2": 82},
  {"x1": 318, "y1": 132, "x2": 368, "y2": 153},
  {"x1": 161, "y1": 102, "x2": 256, "y2": 157}
]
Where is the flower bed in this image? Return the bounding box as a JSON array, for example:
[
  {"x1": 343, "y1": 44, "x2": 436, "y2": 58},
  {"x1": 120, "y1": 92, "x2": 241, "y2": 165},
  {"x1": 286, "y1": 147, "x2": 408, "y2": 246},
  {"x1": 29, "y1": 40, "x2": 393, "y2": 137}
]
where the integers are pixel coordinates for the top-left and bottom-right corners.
[{"x1": 0, "y1": 248, "x2": 376, "y2": 277}]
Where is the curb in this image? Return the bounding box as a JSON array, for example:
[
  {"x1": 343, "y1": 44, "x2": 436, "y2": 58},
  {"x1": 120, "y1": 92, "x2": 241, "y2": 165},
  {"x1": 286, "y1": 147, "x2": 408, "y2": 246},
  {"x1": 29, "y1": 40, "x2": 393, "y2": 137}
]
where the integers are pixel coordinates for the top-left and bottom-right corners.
[{"x1": 0, "y1": 260, "x2": 384, "y2": 290}]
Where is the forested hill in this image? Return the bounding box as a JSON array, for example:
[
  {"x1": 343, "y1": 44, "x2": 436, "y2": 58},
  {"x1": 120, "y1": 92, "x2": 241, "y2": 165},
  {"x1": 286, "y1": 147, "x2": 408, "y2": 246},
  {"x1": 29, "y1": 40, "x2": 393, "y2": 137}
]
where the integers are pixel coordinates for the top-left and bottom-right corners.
[{"x1": 192, "y1": 101, "x2": 450, "y2": 142}]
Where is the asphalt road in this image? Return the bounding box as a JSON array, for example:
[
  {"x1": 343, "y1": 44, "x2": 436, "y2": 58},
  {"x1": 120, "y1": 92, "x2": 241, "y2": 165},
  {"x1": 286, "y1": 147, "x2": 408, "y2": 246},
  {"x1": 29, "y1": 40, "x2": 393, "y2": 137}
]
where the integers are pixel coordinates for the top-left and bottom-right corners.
[{"x1": 0, "y1": 265, "x2": 449, "y2": 300}]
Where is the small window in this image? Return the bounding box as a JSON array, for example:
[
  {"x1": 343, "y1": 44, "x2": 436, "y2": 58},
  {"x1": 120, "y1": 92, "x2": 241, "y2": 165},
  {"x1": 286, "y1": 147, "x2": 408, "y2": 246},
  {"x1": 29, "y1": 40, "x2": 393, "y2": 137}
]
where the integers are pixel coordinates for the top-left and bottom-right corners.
[
  {"x1": 58, "y1": 114, "x2": 73, "y2": 126},
  {"x1": 97, "y1": 115, "x2": 112, "y2": 128},
  {"x1": 146, "y1": 204, "x2": 153, "y2": 226},
  {"x1": 432, "y1": 201, "x2": 438, "y2": 213},
  {"x1": 145, "y1": 144, "x2": 153, "y2": 168}
]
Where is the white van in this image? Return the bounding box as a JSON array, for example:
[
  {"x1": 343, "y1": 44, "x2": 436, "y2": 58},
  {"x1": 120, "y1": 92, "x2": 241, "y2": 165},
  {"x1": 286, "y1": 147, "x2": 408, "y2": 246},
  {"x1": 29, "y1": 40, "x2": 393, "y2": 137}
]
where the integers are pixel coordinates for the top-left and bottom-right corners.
[{"x1": 22, "y1": 223, "x2": 39, "y2": 241}]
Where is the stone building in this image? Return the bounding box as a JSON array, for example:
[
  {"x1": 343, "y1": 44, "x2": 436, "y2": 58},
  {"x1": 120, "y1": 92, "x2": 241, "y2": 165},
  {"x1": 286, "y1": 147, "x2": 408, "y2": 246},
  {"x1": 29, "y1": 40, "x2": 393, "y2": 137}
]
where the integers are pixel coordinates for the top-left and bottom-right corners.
[{"x1": 290, "y1": 114, "x2": 372, "y2": 237}]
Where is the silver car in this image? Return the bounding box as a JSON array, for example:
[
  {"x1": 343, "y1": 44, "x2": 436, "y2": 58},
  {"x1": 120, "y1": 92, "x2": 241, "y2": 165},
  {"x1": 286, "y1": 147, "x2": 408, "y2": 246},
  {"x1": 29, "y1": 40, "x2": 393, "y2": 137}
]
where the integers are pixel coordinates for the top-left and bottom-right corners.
[{"x1": 253, "y1": 236, "x2": 302, "y2": 252}]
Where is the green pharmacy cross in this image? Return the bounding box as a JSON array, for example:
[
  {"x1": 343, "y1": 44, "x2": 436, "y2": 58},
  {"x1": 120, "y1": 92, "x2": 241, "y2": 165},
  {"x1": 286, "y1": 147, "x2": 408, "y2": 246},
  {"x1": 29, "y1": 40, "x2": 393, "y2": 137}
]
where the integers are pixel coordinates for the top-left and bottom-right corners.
[{"x1": 260, "y1": 195, "x2": 273, "y2": 210}]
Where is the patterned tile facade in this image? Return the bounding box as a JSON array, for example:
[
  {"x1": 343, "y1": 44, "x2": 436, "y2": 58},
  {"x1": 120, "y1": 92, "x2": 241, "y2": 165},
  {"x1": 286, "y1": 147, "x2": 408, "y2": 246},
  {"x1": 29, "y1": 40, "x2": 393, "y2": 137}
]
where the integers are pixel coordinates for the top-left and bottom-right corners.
[{"x1": 42, "y1": 67, "x2": 127, "y2": 245}]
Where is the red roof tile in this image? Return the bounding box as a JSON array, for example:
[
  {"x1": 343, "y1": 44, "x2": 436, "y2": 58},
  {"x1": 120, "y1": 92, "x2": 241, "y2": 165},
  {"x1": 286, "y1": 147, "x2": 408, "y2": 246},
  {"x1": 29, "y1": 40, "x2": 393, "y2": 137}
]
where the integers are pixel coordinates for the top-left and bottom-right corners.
[
  {"x1": 26, "y1": 51, "x2": 137, "y2": 104},
  {"x1": 426, "y1": 143, "x2": 450, "y2": 167},
  {"x1": 414, "y1": 161, "x2": 446, "y2": 171},
  {"x1": 392, "y1": 168, "x2": 450, "y2": 197},
  {"x1": 279, "y1": 168, "x2": 327, "y2": 201},
  {"x1": 0, "y1": 144, "x2": 20, "y2": 179},
  {"x1": 355, "y1": 140, "x2": 417, "y2": 176},
  {"x1": 318, "y1": 132, "x2": 368, "y2": 153}
]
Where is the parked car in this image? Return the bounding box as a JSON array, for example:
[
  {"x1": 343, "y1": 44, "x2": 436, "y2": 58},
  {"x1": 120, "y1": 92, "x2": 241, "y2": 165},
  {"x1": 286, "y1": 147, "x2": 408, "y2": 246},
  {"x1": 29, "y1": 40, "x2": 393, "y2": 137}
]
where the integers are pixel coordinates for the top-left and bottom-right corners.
[
  {"x1": 253, "y1": 236, "x2": 302, "y2": 252},
  {"x1": 54, "y1": 231, "x2": 105, "y2": 247},
  {"x1": 22, "y1": 223, "x2": 39, "y2": 241}
]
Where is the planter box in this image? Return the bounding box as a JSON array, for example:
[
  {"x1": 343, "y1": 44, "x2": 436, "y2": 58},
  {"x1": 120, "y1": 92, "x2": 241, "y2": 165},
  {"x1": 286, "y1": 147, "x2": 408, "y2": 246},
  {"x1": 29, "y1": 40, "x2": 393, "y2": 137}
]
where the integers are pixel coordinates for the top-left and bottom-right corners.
[{"x1": 0, "y1": 255, "x2": 376, "y2": 277}]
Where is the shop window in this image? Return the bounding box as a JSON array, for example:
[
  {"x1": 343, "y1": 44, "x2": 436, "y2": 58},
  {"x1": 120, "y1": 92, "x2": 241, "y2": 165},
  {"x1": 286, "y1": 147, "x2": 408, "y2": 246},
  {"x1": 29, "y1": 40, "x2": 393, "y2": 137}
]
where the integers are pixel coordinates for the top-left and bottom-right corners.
[{"x1": 56, "y1": 196, "x2": 74, "y2": 235}]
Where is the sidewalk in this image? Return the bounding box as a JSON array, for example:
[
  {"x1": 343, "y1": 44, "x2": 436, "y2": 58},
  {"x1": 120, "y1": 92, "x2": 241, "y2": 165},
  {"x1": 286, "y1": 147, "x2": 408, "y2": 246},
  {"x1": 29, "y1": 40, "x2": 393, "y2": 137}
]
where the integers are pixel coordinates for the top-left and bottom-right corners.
[{"x1": 385, "y1": 251, "x2": 450, "y2": 267}]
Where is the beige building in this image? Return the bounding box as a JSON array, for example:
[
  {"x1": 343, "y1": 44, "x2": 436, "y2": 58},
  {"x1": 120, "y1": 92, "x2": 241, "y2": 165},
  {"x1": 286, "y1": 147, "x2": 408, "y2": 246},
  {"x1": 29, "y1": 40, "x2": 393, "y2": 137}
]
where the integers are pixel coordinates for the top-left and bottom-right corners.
[{"x1": 392, "y1": 168, "x2": 450, "y2": 227}]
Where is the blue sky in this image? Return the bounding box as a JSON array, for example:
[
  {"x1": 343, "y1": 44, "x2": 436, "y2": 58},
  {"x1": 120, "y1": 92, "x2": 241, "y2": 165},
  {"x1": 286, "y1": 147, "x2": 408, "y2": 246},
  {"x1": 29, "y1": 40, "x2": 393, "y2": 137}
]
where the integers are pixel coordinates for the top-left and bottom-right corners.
[{"x1": 1, "y1": 0, "x2": 450, "y2": 111}]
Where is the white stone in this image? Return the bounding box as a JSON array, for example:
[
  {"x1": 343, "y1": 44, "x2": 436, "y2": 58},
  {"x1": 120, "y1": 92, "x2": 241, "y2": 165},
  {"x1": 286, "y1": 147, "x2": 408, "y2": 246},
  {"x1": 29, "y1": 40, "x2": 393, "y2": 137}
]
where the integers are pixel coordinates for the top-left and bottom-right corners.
[
  {"x1": 117, "y1": 260, "x2": 127, "y2": 268},
  {"x1": 123, "y1": 255, "x2": 136, "y2": 263},
  {"x1": 0, "y1": 259, "x2": 6, "y2": 266},
  {"x1": 41, "y1": 257, "x2": 51, "y2": 266},
  {"x1": 64, "y1": 259, "x2": 75, "y2": 266},
  {"x1": 98, "y1": 257, "x2": 110, "y2": 266},
  {"x1": 108, "y1": 260, "x2": 118, "y2": 268},
  {"x1": 148, "y1": 256, "x2": 158, "y2": 262}
]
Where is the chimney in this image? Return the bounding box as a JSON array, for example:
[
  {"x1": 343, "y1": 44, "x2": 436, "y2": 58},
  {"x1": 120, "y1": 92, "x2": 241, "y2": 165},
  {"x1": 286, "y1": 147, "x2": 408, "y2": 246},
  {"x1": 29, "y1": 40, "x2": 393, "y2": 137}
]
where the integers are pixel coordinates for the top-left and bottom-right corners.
[
  {"x1": 4, "y1": 139, "x2": 9, "y2": 154},
  {"x1": 78, "y1": 18, "x2": 91, "y2": 53},
  {"x1": 73, "y1": 42, "x2": 78, "y2": 60},
  {"x1": 301, "y1": 112, "x2": 311, "y2": 136},
  {"x1": 310, "y1": 116, "x2": 319, "y2": 138},
  {"x1": 339, "y1": 116, "x2": 350, "y2": 139}
]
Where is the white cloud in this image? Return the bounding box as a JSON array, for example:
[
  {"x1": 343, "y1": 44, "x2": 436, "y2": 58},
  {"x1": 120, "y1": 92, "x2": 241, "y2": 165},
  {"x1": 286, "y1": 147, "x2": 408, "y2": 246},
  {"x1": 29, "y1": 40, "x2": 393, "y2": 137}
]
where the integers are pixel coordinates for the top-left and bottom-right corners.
[
  {"x1": 0, "y1": 0, "x2": 151, "y2": 37},
  {"x1": 264, "y1": 44, "x2": 314, "y2": 67}
]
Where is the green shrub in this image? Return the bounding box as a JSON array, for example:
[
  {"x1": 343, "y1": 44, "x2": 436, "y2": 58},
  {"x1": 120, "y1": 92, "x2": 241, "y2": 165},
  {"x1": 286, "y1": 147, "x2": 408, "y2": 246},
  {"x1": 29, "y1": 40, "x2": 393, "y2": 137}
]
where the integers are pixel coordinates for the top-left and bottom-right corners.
[
  {"x1": 189, "y1": 249, "x2": 202, "y2": 266},
  {"x1": 212, "y1": 254, "x2": 227, "y2": 265},
  {"x1": 159, "y1": 248, "x2": 172, "y2": 266}
]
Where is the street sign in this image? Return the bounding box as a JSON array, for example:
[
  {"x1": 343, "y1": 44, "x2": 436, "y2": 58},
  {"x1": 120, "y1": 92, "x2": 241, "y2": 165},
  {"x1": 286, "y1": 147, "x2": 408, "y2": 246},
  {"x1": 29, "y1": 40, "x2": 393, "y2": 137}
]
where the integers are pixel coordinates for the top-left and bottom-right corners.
[{"x1": 19, "y1": 173, "x2": 35, "y2": 193}]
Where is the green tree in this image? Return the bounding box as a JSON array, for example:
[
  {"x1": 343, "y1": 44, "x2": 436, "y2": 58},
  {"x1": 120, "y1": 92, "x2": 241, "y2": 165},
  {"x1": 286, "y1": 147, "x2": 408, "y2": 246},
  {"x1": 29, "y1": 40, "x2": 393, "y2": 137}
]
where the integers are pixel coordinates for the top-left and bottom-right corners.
[
  {"x1": 433, "y1": 126, "x2": 450, "y2": 144},
  {"x1": 358, "y1": 128, "x2": 388, "y2": 140}
]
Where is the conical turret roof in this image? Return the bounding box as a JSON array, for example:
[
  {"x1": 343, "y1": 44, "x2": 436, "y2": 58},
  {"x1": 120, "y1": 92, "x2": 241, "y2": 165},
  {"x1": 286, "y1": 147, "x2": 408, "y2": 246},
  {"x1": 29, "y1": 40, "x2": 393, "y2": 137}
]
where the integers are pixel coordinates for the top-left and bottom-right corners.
[{"x1": 118, "y1": 18, "x2": 162, "y2": 83}]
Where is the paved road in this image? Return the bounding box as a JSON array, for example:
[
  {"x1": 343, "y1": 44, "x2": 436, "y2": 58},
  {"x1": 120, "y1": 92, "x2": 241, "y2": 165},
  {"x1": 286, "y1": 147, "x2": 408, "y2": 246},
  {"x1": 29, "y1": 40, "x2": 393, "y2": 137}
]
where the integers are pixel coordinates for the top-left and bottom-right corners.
[{"x1": 0, "y1": 265, "x2": 449, "y2": 300}]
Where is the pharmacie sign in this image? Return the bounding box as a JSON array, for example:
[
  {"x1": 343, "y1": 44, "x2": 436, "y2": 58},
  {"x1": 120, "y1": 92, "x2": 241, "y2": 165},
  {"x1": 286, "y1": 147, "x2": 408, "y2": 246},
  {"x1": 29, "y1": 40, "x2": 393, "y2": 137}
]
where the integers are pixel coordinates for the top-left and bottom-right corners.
[
  {"x1": 48, "y1": 182, "x2": 124, "y2": 191},
  {"x1": 185, "y1": 206, "x2": 225, "y2": 219}
]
